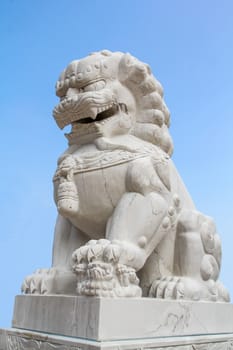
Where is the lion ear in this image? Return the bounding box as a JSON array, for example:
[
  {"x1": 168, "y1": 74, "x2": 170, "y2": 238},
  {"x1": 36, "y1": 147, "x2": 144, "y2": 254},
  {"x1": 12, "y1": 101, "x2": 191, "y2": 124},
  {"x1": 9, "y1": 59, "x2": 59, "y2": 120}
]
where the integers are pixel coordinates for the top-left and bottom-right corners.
[
  {"x1": 118, "y1": 53, "x2": 134, "y2": 81},
  {"x1": 119, "y1": 53, "x2": 147, "y2": 85}
]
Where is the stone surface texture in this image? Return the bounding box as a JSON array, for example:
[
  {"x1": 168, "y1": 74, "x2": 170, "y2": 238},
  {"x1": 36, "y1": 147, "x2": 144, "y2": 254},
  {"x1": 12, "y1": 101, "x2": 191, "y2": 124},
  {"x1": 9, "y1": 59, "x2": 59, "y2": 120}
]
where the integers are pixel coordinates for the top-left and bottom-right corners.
[
  {"x1": 21, "y1": 50, "x2": 229, "y2": 302},
  {"x1": 1, "y1": 328, "x2": 233, "y2": 350},
  {"x1": 12, "y1": 296, "x2": 233, "y2": 341}
]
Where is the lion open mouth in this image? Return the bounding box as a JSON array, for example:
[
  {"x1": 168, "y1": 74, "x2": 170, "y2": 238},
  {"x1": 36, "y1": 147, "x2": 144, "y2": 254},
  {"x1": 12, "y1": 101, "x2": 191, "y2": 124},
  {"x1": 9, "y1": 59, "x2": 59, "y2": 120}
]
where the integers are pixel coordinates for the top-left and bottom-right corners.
[
  {"x1": 77, "y1": 103, "x2": 128, "y2": 124},
  {"x1": 53, "y1": 85, "x2": 128, "y2": 129}
]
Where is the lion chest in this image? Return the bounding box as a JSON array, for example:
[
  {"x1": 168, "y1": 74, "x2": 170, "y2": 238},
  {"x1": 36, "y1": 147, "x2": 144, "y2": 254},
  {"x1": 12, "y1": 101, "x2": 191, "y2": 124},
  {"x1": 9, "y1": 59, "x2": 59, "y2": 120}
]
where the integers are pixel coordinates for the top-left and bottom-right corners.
[
  {"x1": 53, "y1": 151, "x2": 134, "y2": 237},
  {"x1": 75, "y1": 162, "x2": 127, "y2": 216}
]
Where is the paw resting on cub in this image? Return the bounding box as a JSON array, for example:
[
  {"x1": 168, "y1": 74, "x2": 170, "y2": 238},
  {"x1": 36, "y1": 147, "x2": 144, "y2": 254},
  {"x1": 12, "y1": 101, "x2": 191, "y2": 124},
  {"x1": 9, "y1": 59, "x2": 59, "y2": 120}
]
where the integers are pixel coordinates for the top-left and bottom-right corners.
[{"x1": 72, "y1": 239, "x2": 142, "y2": 297}]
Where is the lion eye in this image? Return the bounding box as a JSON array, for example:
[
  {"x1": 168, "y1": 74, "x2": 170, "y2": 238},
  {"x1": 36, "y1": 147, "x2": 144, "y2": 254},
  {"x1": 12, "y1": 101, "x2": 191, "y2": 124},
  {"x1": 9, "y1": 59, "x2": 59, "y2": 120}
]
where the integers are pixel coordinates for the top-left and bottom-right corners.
[{"x1": 83, "y1": 80, "x2": 106, "y2": 92}]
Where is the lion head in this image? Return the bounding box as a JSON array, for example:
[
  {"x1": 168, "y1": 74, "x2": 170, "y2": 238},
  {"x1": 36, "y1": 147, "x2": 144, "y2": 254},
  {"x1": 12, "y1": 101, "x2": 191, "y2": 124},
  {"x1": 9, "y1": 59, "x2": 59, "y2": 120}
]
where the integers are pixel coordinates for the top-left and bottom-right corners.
[{"x1": 53, "y1": 50, "x2": 173, "y2": 155}]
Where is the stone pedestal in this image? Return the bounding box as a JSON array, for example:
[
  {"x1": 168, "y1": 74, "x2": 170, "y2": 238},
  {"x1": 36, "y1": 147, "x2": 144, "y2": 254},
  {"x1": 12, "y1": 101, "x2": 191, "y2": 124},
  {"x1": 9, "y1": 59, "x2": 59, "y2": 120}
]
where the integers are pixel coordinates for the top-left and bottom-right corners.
[
  {"x1": 1, "y1": 295, "x2": 233, "y2": 349},
  {"x1": 1, "y1": 328, "x2": 233, "y2": 350}
]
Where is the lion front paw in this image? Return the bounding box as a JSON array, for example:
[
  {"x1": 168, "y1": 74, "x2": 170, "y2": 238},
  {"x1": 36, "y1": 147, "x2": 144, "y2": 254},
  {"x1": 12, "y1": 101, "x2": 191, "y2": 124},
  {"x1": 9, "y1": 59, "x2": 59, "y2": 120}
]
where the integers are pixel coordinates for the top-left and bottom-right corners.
[
  {"x1": 21, "y1": 268, "x2": 77, "y2": 295},
  {"x1": 72, "y1": 239, "x2": 142, "y2": 297},
  {"x1": 149, "y1": 276, "x2": 230, "y2": 302}
]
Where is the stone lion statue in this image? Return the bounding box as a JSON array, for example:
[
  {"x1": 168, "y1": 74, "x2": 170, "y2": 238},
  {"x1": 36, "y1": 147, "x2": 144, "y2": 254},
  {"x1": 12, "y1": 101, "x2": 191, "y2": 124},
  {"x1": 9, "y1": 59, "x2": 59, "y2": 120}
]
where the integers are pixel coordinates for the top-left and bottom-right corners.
[{"x1": 22, "y1": 50, "x2": 229, "y2": 301}]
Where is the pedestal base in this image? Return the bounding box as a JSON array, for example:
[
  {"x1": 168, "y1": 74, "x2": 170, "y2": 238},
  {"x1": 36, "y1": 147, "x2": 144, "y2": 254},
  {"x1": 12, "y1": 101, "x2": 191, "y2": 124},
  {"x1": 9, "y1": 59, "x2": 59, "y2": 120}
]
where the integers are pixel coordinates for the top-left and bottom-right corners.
[
  {"x1": 3, "y1": 295, "x2": 233, "y2": 349},
  {"x1": 1, "y1": 328, "x2": 233, "y2": 350},
  {"x1": 12, "y1": 295, "x2": 233, "y2": 340}
]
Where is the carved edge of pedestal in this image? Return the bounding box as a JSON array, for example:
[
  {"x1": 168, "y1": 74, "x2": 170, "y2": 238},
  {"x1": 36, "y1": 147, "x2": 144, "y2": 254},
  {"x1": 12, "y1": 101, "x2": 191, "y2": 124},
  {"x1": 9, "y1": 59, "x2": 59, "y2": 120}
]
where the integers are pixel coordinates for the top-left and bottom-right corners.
[
  {"x1": 0, "y1": 328, "x2": 98, "y2": 350},
  {"x1": 1, "y1": 328, "x2": 233, "y2": 350}
]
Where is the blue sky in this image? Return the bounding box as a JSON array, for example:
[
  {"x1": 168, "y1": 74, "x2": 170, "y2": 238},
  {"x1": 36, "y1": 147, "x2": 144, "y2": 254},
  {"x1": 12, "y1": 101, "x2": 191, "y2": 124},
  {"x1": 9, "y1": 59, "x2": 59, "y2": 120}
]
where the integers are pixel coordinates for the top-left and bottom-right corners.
[{"x1": 1, "y1": 0, "x2": 233, "y2": 327}]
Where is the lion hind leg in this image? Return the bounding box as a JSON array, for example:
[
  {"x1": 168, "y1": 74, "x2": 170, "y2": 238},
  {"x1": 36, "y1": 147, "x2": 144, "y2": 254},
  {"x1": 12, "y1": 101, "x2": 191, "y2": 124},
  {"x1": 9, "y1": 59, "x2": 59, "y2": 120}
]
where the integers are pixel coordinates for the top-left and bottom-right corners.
[{"x1": 150, "y1": 210, "x2": 230, "y2": 302}]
